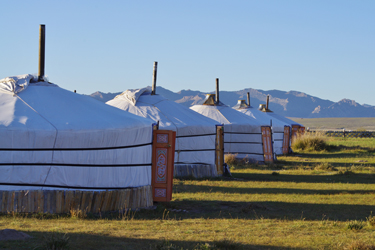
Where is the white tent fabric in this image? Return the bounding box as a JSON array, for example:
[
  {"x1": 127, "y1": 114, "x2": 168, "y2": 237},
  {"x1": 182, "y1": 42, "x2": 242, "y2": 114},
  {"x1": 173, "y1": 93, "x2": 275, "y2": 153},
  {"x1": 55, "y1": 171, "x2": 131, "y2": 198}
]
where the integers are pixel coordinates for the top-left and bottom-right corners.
[
  {"x1": 190, "y1": 104, "x2": 265, "y2": 162},
  {"x1": 107, "y1": 89, "x2": 220, "y2": 167},
  {"x1": 0, "y1": 74, "x2": 33, "y2": 94},
  {"x1": 234, "y1": 105, "x2": 288, "y2": 155},
  {"x1": 265, "y1": 112, "x2": 303, "y2": 127},
  {"x1": 0, "y1": 75, "x2": 154, "y2": 191}
]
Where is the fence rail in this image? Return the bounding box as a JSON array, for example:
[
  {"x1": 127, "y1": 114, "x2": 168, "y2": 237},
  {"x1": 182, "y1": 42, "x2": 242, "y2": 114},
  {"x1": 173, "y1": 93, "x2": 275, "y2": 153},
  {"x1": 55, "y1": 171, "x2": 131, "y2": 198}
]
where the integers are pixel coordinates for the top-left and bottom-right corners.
[{"x1": 309, "y1": 130, "x2": 375, "y2": 138}]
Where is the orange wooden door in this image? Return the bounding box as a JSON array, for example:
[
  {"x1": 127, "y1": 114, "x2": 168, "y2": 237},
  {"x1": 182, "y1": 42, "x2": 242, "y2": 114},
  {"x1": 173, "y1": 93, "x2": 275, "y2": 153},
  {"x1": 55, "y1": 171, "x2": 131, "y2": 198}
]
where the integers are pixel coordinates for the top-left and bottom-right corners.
[
  {"x1": 282, "y1": 126, "x2": 291, "y2": 154},
  {"x1": 152, "y1": 130, "x2": 176, "y2": 202},
  {"x1": 261, "y1": 126, "x2": 274, "y2": 163}
]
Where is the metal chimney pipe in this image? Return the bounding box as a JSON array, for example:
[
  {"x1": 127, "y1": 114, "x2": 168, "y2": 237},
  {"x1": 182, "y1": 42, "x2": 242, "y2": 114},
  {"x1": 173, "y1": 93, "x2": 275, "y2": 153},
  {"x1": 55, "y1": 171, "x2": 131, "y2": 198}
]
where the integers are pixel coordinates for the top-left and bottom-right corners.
[
  {"x1": 151, "y1": 61, "x2": 158, "y2": 95},
  {"x1": 38, "y1": 24, "x2": 46, "y2": 82},
  {"x1": 266, "y1": 95, "x2": 270, "y2": 110},
  {"x1": 247, "y1": 92, "x2": 250, "y2": 106},
  {"x1": 215, "y1": 78, "x2": 219, "y2": 103}
]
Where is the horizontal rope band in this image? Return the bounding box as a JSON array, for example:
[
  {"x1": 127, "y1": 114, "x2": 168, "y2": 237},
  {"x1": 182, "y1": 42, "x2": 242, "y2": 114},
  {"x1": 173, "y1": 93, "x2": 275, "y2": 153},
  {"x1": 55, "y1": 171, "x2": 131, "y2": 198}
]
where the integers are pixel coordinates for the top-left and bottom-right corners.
[
  {"x1": 224, "y1": 141, "x2": 263, "y2": 144},
  {"x1": 177, "y1": 133, "x2": 216, "y2": 138},
  {"x1": 174, "y1": 162, "x2": 211, "y2": 165},
  {"x1": 0, "y1": 163, "x2": 152, "y2": 167},
  {"x1": 224, "y1": 132, "x2": 261, "y2": 135},
  {"x1": 0, "y1": 142, "x2": 152, "y2": 151},
  {"x1": 224, "y1": 152, "x2": 264, "y2": 156},
  {"x1": 176, "y1": 149, "x2": 215, "y2": 152},
  {"x1": 0, "y1": 182, "x2": 143, "y2": 190}
]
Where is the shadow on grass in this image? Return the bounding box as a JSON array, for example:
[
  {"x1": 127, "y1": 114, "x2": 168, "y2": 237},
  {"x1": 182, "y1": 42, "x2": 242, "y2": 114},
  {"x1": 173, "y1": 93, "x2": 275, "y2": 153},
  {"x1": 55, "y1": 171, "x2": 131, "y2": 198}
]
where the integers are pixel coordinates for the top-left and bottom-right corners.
[
  {"x1": 1, "y1": 199, "x2": 373, "y2": 232},
  {"x1": 231, "y1": 172, "x2": 375, "y2": 184},
  {"x1": 174, "y1": 184, "x2": 375, "y2": 195},
  {"x1": 162, "y1": 200, "x2": 375, "y2": 222},
  {"x1": 0, "y1": 231, "x2": 303, "y2": 250}
]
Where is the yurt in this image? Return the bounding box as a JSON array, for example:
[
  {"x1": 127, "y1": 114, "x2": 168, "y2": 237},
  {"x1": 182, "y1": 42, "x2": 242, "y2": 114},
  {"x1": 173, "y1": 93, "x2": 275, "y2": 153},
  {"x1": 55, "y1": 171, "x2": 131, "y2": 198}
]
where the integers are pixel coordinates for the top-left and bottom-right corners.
[
  {"x1": 0, "y1": 74, "x2": 159, "y2": 213},
  {"x1": 259, "y1": 95, "x2": 305, "y2": 143},
  {"x1": 190, "y1": 80, "x2": 273, "y2": 163},
  {"x1": 233, "y1": 93, "x2": 291, "y2": 155},
  {"x1": 106, "y1": 81, "x2": 224, "y2": 178}
]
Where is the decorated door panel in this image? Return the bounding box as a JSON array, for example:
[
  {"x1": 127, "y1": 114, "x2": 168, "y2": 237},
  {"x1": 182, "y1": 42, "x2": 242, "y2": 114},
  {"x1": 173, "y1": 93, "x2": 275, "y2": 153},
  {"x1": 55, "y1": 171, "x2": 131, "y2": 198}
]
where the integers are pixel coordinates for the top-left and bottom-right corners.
[
  {"x1": 152, "y1": 130, "x2": 176, "y2": 202},
  {"x1": 261, "y1": 126, "x2": 274, "y2": 163},
  {"x1": 282, "y1": 126, "x2": 291, "y2": 154}
]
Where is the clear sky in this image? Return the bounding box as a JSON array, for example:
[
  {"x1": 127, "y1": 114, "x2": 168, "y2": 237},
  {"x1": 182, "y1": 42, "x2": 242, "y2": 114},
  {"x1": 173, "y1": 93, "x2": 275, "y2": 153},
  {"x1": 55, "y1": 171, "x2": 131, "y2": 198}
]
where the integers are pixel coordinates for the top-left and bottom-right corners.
[{"x1": 1, "y1": 1, "x2": 374, "y2": 105}]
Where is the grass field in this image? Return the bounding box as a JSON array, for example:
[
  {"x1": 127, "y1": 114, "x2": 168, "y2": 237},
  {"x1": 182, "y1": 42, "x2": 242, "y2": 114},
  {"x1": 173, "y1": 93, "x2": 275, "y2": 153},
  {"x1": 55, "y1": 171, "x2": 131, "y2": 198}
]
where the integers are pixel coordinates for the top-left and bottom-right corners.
[
  {"x1": 1, "y1": 138, "x2": 375, "y2": 249},
  {"x1": 289, "y1": 117, "x2": 375, "y2": 131}
]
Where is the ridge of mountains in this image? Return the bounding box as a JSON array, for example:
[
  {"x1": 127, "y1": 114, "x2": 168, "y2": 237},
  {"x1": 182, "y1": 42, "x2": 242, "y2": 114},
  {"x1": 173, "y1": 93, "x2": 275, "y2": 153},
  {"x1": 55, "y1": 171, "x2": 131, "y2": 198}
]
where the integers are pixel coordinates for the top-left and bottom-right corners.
[{"x1": 89, "y1": 87, "x2": 375, "y2": 118}]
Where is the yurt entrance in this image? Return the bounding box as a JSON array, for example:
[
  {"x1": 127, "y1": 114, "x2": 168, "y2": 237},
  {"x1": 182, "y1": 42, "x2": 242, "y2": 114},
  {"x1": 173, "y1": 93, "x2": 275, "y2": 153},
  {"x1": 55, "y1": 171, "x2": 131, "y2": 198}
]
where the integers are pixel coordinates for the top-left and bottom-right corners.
[{"x1": 152, "y1": 130, "x2": 176, "y2": 202}]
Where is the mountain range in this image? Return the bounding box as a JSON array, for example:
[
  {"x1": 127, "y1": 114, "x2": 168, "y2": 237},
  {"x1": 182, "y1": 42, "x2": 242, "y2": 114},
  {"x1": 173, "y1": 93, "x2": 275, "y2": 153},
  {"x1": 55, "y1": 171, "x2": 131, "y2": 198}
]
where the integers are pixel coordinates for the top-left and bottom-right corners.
[{"x1": 89, "y1": 87, "x2": 375, "y2": 118}]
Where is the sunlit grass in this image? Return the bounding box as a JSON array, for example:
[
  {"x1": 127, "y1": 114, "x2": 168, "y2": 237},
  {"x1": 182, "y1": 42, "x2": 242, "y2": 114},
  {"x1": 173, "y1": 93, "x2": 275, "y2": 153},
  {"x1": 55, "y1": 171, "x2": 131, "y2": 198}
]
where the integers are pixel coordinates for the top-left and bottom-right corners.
[{"x1": 1, "y1": 137, "x2": 375, "y2": 249}]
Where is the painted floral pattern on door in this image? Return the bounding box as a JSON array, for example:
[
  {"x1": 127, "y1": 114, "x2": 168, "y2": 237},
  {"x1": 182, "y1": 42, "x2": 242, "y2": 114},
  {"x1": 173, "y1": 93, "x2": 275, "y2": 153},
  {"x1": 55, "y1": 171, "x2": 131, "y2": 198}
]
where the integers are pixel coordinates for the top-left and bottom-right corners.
[
  {"x1": 157, "y1": 134, "x2": 168, "y2": 143},
  {"x1": 156, "y1": 148, "x2": 167, "y2": 183}
]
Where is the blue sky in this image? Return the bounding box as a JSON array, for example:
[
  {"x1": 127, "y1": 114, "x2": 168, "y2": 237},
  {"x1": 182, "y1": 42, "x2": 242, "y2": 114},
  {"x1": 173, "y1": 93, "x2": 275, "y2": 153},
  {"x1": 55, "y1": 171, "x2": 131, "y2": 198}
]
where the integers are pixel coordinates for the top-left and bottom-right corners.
[{"x1": 1, "y1": 1, "x2": 375, "y2": 105}]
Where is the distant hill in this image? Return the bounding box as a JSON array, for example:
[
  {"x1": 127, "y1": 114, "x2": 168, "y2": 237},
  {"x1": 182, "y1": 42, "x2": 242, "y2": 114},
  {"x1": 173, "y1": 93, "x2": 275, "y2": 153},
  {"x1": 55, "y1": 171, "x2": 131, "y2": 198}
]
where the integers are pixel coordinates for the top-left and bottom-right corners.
[
  {"x1": 90, "y1": 91, "x2": 122, "y2": 103},
  {"x1": 89, "y1": 87, "x2": 375, "y2": 118},
  {"x1": 309, "y1": 99, "x2": 375, "y2": 118}
]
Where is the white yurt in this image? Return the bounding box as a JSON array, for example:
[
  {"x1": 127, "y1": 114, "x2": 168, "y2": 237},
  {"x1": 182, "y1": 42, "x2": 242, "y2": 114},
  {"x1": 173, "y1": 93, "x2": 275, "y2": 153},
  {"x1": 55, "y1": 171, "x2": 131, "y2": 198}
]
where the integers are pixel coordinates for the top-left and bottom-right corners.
[
  {"x1": 233, "y1": 93, "x2": 290, "y2": 155},
  {"x1": 259, "y1": 95, "x2": 305, "y2": 144},
  {"x1": 106, "y1": 87, "x2": 223, "y2": 178},
  {"x1": 0, "y1": 74, "x2": 155, "y2": 213},
  {"x1": 191, "y1": 93, "x2": 268, "y2": 163}
]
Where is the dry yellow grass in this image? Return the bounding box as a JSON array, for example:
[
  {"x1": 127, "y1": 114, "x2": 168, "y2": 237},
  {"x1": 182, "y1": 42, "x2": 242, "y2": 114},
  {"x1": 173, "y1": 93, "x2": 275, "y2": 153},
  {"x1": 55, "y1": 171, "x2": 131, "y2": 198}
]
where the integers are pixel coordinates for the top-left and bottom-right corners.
[{"x1": 1, "y1": 138, "x2": 375, "y2": 249}]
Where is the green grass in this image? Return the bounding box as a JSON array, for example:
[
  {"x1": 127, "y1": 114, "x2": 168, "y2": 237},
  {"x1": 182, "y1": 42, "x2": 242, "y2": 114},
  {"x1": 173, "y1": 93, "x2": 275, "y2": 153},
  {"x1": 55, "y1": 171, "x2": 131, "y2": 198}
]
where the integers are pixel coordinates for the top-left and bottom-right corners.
[{"x1": 1, "y1": 138, "x2": 375, "y2": 249}]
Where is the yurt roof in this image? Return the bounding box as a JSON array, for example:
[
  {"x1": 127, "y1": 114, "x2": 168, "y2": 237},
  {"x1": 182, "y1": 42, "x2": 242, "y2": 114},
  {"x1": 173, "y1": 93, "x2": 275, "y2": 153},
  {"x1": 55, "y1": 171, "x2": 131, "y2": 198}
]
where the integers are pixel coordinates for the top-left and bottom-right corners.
[
  {"x1": 191, "y1": 101, "x2": 261, "y2": 126},
  {"x1": 233, "y1": 100, "x2": 286, "y2": 130},
  {"x1": 190, "y1": 96, "x2": 263, "y2": 134},
  {"x1": 265, "y1": 112, "x2": 303, "y2": 127},
  {"x1": 256, "y1": 96, "x2": 303, "y2": 127},
  {"x1": 107, "y1": 87, "x2": 220, "y2": 137}
]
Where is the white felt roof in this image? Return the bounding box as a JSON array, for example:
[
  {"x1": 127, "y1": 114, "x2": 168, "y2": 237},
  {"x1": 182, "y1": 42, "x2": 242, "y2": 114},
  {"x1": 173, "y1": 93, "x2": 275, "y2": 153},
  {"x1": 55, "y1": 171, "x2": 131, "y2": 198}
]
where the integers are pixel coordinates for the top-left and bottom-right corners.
[
  {"x1": 190, "y1": 104, "x2": 262, "y2": 130},
  {"x1": 107, "y1": 88, "x2": 219, "y2": 136},
  {"x1": 235, "y1": 107, "x2": 286, "y2": 131},
  {"x1": 265, "y1": 112, "x2": 303, "y2": 127}
]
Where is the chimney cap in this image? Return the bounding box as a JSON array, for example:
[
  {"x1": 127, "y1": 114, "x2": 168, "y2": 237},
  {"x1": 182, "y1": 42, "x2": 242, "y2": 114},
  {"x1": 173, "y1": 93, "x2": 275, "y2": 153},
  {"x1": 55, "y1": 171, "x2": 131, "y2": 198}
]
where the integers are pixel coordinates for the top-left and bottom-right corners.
[
  {"x1": 258, "y1": 103, "x2": 273, "y2": 112},
  {"x1": 233, "y1": 99, "x2": 249, "y2": 110},
  {"x1": 203, "y1": 94, "x2": 225, "y2": 106},
  {"x1": 203, "y1": 94, "x2": 216, "y2": 105}
]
